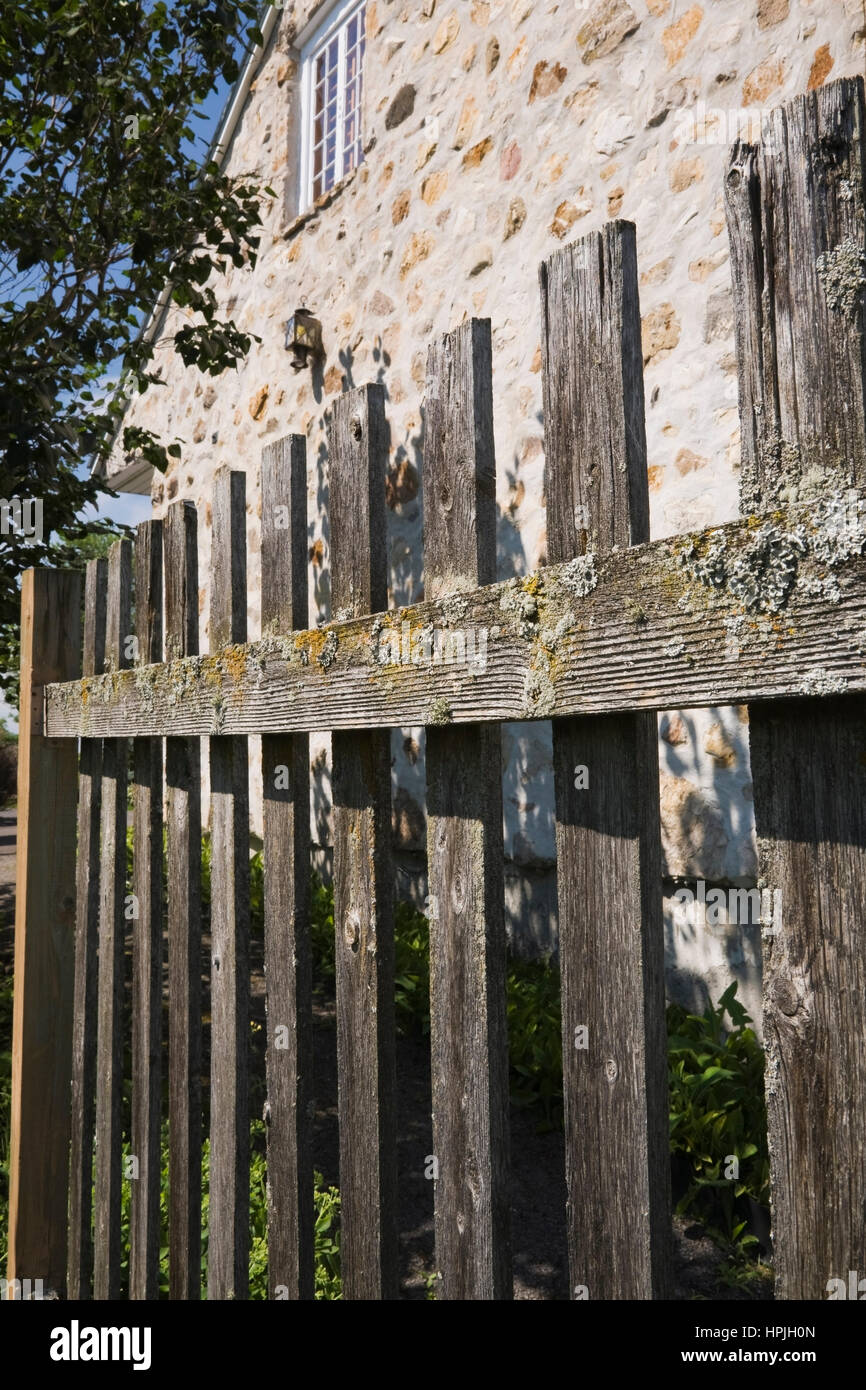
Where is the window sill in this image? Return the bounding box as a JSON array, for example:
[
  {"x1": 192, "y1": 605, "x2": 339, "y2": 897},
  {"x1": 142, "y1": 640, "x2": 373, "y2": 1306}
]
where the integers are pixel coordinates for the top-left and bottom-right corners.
[{"x1": 281, "y1": 139, "x2": 373, "y2": 242}]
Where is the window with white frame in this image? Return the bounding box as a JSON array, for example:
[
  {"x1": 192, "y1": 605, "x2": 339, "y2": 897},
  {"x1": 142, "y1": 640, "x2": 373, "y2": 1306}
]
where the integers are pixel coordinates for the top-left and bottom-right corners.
[{"x1": 300, "y1": 0, "x2": 366, "y2": 210}]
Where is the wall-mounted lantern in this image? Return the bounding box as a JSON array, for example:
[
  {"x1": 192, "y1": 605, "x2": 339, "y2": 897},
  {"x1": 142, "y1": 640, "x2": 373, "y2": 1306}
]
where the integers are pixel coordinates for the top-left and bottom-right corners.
[{"x1": 285, "y1": 306, "x2": 324, "y2": 371}]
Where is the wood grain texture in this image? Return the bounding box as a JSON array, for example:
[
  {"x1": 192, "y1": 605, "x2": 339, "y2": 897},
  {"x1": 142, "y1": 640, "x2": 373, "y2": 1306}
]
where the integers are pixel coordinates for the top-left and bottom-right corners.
[
  {"x1": 423, "y1": 319, "x2": 497, "y2": 600},
  {"x1": 728, "y1": 76, "x2": 866, "y2": 1298},
  {"x1": 423, "y1": 319, "x2": 511, "y2": 1299},
  {"x1": 540, "y1": 224, "x2": 650, "y2": 556},
  {"x1": 130, "y1": 521, "x2": 163, "y2": 1300},
  {"x1": 542, "y1": 223, "x2": 670, "y2": 1299},
  {"x1": 94, "y1": 538, "x2": 132, "y2": 1300},
  {"x1": 329, "y1": 386, "x2": 397, "y2": 1299},
  {"x1": 260, "y1": 436, "x2": 313, "y2": 1299},
  {"x1": 328, "y1": 384, "x2": 389, "y2": 619},
  {"x1": 725, "y1": 76, "x2": 866, "y2": 514},
  {"x1": 207, "y1": 468, "x2": 250, "y2": 1300},
  {"x1": 68, "y1": 558, "x2": 106, "y2": 1299},
  {"x1": 750, "y1": 697, "x2": 866, "y2": 1298},
  {"x1": 7, "y1": 569, "x2": 81, "y2": 1295},
  {"x1": 164, "y1": 500, "x2": 203, "y2": 1300},
  {"x1": 44, "y1": 500, "x2": 866, "y2": 740},
  {"x1": 211, "y1": 468, "x2": 247, "y2": 647}
]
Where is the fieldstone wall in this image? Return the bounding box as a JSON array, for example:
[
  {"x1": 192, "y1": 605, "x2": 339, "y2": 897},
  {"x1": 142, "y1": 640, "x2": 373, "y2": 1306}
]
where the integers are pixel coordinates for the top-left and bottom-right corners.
[{"x1": 109, "y1": 0, "x2": 866, "y2": 1024}]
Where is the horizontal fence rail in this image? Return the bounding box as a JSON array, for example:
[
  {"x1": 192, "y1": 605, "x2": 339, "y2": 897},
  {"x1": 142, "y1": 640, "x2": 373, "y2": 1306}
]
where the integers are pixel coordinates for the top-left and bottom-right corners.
[{"x1": 40, "y1": 506, "x2": 866, "y2": 738}]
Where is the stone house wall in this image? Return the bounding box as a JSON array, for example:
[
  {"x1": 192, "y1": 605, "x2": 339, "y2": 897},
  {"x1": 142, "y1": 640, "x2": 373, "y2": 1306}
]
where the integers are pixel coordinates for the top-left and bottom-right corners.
[{"x1": 108, "y1": 0, "x2": 866, "y2": 1025}]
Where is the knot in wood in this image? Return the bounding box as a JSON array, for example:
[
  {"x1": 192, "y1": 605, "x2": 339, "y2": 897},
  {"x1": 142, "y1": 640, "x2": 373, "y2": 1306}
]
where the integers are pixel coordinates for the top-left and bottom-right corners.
[
  {"x1": 605, "y1": 1057, "x2": 618, "y2": 1083},
  {"x1": 773, "y1": 977, "x2": 800, "y2": 1017},
  {"x1": 344, "y1": 908, "x2": 361, "y2": 952},
  {"x1": 350, "y1": 415, "x2": 363, "y2": 440}
]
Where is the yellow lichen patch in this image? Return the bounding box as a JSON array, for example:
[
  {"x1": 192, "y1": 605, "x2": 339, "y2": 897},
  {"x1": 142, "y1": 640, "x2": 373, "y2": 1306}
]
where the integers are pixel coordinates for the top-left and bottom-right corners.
[
  {"x1": 219, "y1": 644, "x2": 249, "y2": 684},
  {"x1": 305, "y1": 628, "x2": 334, "y2": 665},
  {"x1": 202, "y1": 658, "x2": 224, "y2": 689}
]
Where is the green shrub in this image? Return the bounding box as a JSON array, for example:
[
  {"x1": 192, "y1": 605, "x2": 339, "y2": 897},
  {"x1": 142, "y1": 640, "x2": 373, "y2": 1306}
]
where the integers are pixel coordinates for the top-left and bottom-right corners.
[
  {"x1": 668, "y1": 982, "x2": 770, "y2": 1248},
  {"x1": 506, "y1": 955, "x2": 563, "y2": 1129},
  {"x1": 117, "y1": 1120, "x2": 341, "y2": 1299},
  {"x1": 310, "y1": 872, "x2": 335, "y2": 992}
]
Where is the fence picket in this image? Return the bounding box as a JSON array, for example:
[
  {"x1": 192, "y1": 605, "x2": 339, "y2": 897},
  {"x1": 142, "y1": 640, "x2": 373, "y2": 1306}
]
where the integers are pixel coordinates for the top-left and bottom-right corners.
[
  {"x1": 261, "y1": 436, "x2": 313, "y2": 1300},
  {"x1": 725, "y1": 76, "x2": 866, "y2": 1298},
  {"x1": 423, "y1": 318, "x2": 511, "y2": 1299},
  {"x1": 329, "y1": 384, "x2": 397, "y2": 1299},
  {"x1": 207, "y1": 468, "x2": 251, "y2": 1300},
  {"x1": 164, "y1": 499, "x2": 203, "y2": 1300},
  {"x1": 130, "y1": 520, "x2": 164, "y2": 1300},
  {"x1": 68, "y1": 557, "x2": 107, "y2": 1299},
  {"x1": 541, "y1": 224, "x2": 671, "y2": 1299},
  {"x1": 93, "y1": 538, "x2": 133, "y2": 1300},
  {"x1": 13, "y1": 75, "x2": 866, "y2": 1305},
  {"x1": 7, "y1": 570, "x2": 81, "y2": 1296}
]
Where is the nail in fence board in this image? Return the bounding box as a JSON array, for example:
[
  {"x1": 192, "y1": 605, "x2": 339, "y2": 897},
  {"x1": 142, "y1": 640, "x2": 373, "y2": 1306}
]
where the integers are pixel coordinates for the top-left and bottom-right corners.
[
  {"x1": 541, "y1": 224, "x2": 671, "y2": 1299},
  {"x1": 328, "y1": 385, "x2": 397, "y2": 1299},
  {"x1": 130, "y1": 520, "x2": 164, "y2": 1300},
  {"x1": 423, "y1": 319, "x2": 511, "y2": 1299},
  {"x1": 260, "y1": 436, "x2": 313, "y2": 1299},
  {"x1": 207, "y1": 469, "x2": 251, "y2": 1300},
  {"x1": 726, "y1": 76, "x2": 866, "y2": 1299},
  {"x1": 68, "y1": 558, "x2": 106, "y2": 1299},
  {"x1": 94, "y1": 539, "x2": 132, "y2": 1300},
  {"x1": 164, "y1": 500, "x2": 203, "y2": 1300},
  {"x1": 8, "y1": 569, "x2": 81, "y2": 1295}
]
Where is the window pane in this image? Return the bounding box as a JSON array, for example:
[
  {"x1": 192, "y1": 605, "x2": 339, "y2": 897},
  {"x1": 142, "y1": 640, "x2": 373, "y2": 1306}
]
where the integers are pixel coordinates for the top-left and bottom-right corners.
[
  {"x1": 340, "y1": 4, "x2": 366, "y2": 179},
  {"x1": 309, "y1": 4, "x2": 367, "y2": 203}
]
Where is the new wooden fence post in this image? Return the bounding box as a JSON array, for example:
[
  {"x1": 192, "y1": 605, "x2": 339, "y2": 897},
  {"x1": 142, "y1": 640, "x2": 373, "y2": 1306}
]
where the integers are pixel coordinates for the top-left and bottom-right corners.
[
  {"x1": 8, "y1": 569, "x2": 81, "y2": 1296},
  {"x1": 726, "y1": 75, "x2": 866, "y2": 1298},
  {"x1": 208, "y1": 468, "x2": 251, "y2": 1300},
  {"x1": 423, "y1": 318, "x2": 511, "y2": 1299},
  {"x1": 130, "y1": 520, "x2": 163, "y2": 1299},
  {"x1": 164, "y1": 499, "x2": 203, "y2": 1300},
  {"x1": 94, "y1": 538, "x2": 133, "y2": 1300},
  {"x1": 261, "y1": 436, "x2": 313, "y2": 1300},
  {"x1": 68, "y1": 558, "x2": 107, "y2": 1298},
  {"x1": 541, "y1": 224, "x2": 671, "y2": 1299},
  {"x1": 329, "y1": 384, "x2": 397, "y2": 1299}
]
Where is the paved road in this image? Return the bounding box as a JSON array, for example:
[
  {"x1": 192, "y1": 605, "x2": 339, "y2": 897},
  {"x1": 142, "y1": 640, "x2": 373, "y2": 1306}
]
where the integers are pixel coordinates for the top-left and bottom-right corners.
[
  {"x1": 0, "y1": 809, "x2": 16, "y2": 886},
  {"x1": 0, "y1": 809, "x2": 16, "y2": 973}
]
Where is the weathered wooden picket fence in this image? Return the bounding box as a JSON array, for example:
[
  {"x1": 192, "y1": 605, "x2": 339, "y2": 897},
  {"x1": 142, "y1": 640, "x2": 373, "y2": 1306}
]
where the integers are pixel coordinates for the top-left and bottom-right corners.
[{"x1": 7, "y1": 77, "x2": 866, "y2": 1301}]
